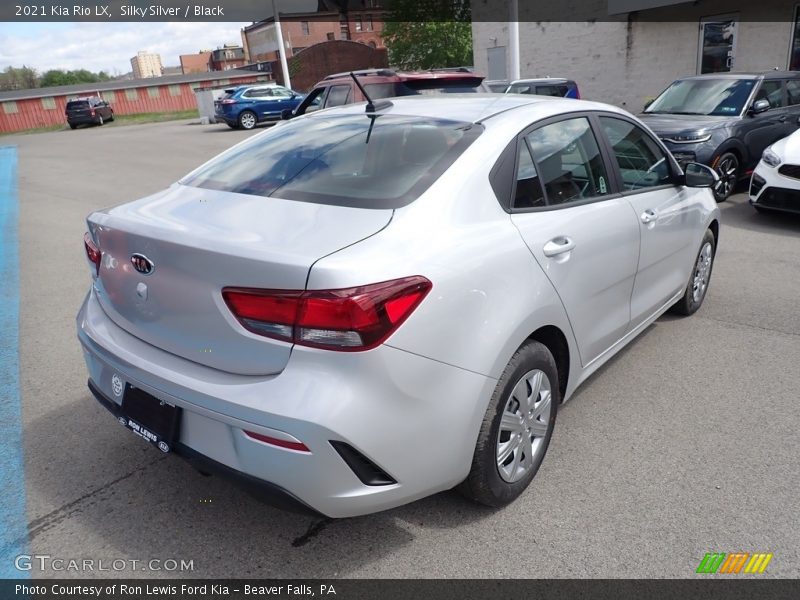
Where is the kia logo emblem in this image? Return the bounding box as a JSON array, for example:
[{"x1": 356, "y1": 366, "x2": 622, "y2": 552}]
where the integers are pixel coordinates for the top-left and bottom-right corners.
[{"x1": 130, "y1": 253, "x2": 155, "y2": 275}]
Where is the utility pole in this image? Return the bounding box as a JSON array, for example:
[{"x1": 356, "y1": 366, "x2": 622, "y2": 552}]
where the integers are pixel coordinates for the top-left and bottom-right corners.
[
  {"x1": 272, "y1": 0, "x2": 292, "y2": 89},
  {"x1": 509, "y1": 0, "x2": 520, "y2": 81}
]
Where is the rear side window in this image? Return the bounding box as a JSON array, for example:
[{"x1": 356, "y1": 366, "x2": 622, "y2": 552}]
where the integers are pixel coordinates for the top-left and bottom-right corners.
[
  {"x1": 513, "y1": 142, "x2": 545, "y2": 209},
  {"x1": 787, "y1": 80, "x2": 800, "y2": 106},
  {"x1": 181, "y1": 115, "x2": 483, "y2": 209},
  {"x1": 526, "y1": 117, "x2": 609, "y2": 206},
  {"x1": 324, "y1": 85, "x2": 352, "y2": 107}
]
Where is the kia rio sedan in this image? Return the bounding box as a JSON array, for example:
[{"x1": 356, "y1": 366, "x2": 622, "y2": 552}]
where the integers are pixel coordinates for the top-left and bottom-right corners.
[{"x1": 78, "y1": 95, "x2": 720, "y2": 517}]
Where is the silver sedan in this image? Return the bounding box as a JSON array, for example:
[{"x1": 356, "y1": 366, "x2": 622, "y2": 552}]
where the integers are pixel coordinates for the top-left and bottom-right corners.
[{"x1": 77, "y1": 95, "x2": 720, "y2": 517}]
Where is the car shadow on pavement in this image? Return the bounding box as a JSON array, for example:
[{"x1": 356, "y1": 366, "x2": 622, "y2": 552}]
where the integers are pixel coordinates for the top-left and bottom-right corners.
[
  {"x1": 719, "y1": 194, "x2": 800, "y2": 237},
  {"x1": 24, "y1": 394, "x2": 496, "y2": 578}
]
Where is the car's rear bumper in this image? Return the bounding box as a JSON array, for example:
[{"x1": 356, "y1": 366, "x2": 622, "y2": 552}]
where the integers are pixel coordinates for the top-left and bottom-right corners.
[
  {"x1": 750, "y1": 162, "x2": 800, "y2": 214},
  {"x1": 77, "y1": 288, "x2": 494, "y2": 517},
  {"x1": 67, "y1": 115, "x2": 101, "y2": 125}
]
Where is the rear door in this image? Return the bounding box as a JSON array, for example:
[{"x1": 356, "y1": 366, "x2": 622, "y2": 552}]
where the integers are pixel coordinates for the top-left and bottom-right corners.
[
  {"x1": 66, "y1": 100, "x2": 91, "y2": 121},
  {"x1": 508, "y1": 114, "x2": 640, "y2": 367},
  {"x1": 597, "y1": 114, "x2": 700, "y2": 327}
]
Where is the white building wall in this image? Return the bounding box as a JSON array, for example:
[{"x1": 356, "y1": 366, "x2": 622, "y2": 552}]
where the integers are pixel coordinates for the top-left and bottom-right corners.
[{"x1": 473, "y1": 1, "x2": 797, "y2": 112}]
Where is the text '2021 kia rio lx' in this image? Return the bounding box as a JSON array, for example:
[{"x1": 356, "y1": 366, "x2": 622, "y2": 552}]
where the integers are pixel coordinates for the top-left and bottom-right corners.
[{"x1": 77, "y1": 95, "x2": 721, "y2": 518}]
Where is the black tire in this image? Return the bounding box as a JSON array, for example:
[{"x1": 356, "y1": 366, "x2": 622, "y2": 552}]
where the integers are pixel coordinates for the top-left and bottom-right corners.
[
  {"x1": 712, "y1": 152, "x2": 739, "y2": 202},
  {"x1": 458, "y1": 340, "x2": 559, "y2": 508},
  {"x1": 108, "y1": 111, "x2": 114, "y2": 122},
  {"x1": 69, "y1": 123, "x2": 77, "y2": 130},
  {"x1": 226, "y1": 121, "x2": 238, "y2": 129},
  {"x1": 753, "y1": 205, "x2": 766, "y2": 214},
  {"x1": 97, "y1": 115, "x2": 104, "y2": 126},
  {"x1": 238, "y1": 110, "x2": 258, "y2": 130},
  {"x1": 670, "y1": 228, "x2": 716, "y2": 316}
]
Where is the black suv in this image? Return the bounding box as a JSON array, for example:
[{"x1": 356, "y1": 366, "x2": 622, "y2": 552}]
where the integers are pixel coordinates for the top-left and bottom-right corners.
[
  {"x1": 640, "y1": 71, "x2": 800, "y2": 201},
  {"x1": 66, "y1": 96, "x2": 114, "y2": 129}
]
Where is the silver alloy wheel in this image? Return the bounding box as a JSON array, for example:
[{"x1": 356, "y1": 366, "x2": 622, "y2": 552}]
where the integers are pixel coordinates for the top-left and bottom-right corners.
[
  {"x1": 496, "y1": 369, "x2": 552, "y2": 483},
  {"x1": 692, "y1": 241, "x2": 713, "y2": 303},
  {"x1": 714, "y1": 155, "x2": 737, "y2": 198},
  {"x1": 240, "y1": 112, "x2": 256, "y2": 129}
]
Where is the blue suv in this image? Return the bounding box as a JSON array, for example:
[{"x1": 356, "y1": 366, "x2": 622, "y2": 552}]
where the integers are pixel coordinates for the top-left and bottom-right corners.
[{"x1": 215, "y1": 84, "x2": 304, "y2": 130}]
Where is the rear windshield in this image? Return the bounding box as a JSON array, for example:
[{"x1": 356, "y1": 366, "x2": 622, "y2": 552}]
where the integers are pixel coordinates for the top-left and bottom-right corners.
[
  {"x1": 507, "y1": 82, "x2": 573, "y2": 97},
  {"x1": 66, "y1": 101, "x2": 89, "y2": 110},
  {"x1": 181, "y1": 115, "x2": 482, "y2": 209}
]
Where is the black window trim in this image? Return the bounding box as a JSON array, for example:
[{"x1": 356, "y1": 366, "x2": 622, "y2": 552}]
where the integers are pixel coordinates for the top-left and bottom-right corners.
[
  {"x1": 590, "y1": 112, "x2": 685, "y2": 199},
  {"x1": 502, "y1": 111, "x2": 623, "y2": 214}
]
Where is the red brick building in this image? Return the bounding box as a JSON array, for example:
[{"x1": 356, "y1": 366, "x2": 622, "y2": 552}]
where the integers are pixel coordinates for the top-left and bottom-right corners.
[
  {"x1": 242, "y1": 1, "x2": 385, "y2": 64},
  {"x1": 179, "y1": 52, "x2": 212, "y2": 75},
  {"x1": 210, "y1": 46, "x2": 247, "y2": 71}
]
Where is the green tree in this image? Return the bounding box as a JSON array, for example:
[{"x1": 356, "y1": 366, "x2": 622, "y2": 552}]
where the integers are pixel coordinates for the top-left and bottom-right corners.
[
  {"x1": 39, "y1": 68, "x2": 112, "y2": 88},
  {"x1": 381, "y1": 1, "x2": 473, "y2": 70},
  {"x1": 0, "y1": 65, "x2": 38, "y2": 91}
]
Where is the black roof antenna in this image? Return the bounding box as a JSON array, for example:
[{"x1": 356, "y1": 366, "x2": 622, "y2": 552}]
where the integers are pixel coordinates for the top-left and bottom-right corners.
[{"x1": 349, "y1": 72, "x2": 393, "y2": 113}]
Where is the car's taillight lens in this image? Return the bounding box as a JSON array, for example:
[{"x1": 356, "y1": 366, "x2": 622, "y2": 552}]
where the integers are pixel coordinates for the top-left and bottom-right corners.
[
  {"x1": 222, "y1": 276, "x2": 432, "y2": 351},
  {"x1": 84, "y1": 232, "x2": 101, "y2": 276},
  {"x1": 221, "y1": 99, "x2": 237, "y2": 104}
]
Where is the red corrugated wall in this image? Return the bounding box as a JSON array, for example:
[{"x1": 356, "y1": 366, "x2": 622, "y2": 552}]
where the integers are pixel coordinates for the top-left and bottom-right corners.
[{"x1": 0, "y1": 75, "x2": 263, "y2": 133}]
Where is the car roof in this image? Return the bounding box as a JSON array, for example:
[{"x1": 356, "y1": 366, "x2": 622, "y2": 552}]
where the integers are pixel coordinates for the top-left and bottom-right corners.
[
  {"x1": 319, "y1": 68, "x2": 484, "y2": 85},
  {"x1": 305, "y1": 94, "x2": 625, "y2": 126},
  {"x1": 509, "y1": 78, "x2": 574, "y2": 84},
  {"x1": 677, "y1": 71, "x2": 800, "y2": 81}
]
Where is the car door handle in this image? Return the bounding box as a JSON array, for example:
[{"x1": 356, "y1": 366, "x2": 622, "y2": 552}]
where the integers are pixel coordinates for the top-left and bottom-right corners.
[
  {"x1": 778, "y1": 115, "x2": 788, "y2": 123},
  {"x1": 640, "y1": 209, "x2": 658, "y2": 224},
  {"x1": 543, "y1": 236, "x2": 575, "y2": 257}
]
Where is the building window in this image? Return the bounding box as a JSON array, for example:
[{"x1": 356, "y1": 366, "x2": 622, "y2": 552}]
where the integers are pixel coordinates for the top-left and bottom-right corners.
[
  {"x1": 3, "y1": 101, "x2": 18, "y2": 114},
  {"x1": 147, "y1": 87, "x2": 160, "y2": 98},
  {"x1": 327, "y1": 32, "x2": 335, "y2": 41},
  {"x1": 218, "y1": 79, "x2": 230, "y2": 85},
  {"x1": 368, "y1": 40, "x2": 377, "y2": 49},
  {"x1": 41, "y1": 97, "x2": 56, "y2": 110},
  {"x1": 125, "y1": 88, "x2": 138, "y2": 100},
  {"x1": 104, "y1": 91, "x2": 115, "y2": 102},
  {"x1": 698, "y1": 17, "x2": 737, "y2": 74},
  {"x1": 168, "y1": 85, "x2": 182, "y2": 97},
  {"x1": 301, "y1": 21, "x2": 310, "y2": 35},
  {"x1": 225, "y1": 50, "x2": 235, "y2": 59},
  {"x1": 354, "y1": 16, "x2": 363, "y2": 32},
  {"x1": 791, "y1": 6, "x2": 800, "y2": 70},
  {"x1": 365, "y1": 15, "x2": 373, "y2": 31}
]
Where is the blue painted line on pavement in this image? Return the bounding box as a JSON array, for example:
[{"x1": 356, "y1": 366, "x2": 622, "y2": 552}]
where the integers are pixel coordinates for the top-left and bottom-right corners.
[{"x1": 0, "y1": 145, "x2": 29, "y2": 578}]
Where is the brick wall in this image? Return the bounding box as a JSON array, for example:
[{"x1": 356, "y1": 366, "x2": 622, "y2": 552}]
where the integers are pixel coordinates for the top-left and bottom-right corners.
[{"x1": 271, "y1": 40, "x2": 389, "y2": 92}]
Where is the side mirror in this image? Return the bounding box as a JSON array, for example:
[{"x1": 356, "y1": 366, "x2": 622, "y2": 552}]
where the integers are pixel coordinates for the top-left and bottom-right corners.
[
  {"x1": 280, "y1": 108, "x2": 294, "y2": 120},
  {"x1": 684, "y1": 162, "x2": 718, "y2": 188},
  {"x1": 750, "y1": 98, "x2": 770, "y2": 114}
]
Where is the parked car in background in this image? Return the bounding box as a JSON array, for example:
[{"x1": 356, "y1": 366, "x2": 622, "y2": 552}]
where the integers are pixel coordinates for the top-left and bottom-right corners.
[
  {"x1": 485, "y1": 79, "x2": 510, "y2": 93},
  {"x1": 215, "y1": 84, "x2": 304, "y2": 130},
  {"x1": 66, "y1": 96, "x2": 114, "y2": 129},
  {"x1": 286, "y1": 68, "x2": 487, "y2": 118},
  {"x1": 505, "y1": 78, "x2": 581, "y2": 99},
  {"x1": 79, "y1": 94, "x2": 720, "y2": 517},
  {"x1": 640, "y1": 71, "x2": 800, "y2": 201},
  {"x1": 750, "y1": 128, "x2": 800, "y2": 214}
]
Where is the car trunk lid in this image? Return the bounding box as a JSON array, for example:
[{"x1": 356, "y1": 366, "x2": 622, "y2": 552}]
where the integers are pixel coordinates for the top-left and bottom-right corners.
[{"x1": 88, "y1": 184, "x2": 392, "y2": 375}]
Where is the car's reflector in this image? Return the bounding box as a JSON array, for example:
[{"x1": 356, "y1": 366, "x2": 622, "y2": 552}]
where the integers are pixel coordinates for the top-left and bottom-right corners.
[
  {"x1": 243, "y1": 430, "x2": 310, "y2": 453},
  {"x1": 223, "y1": 276, "x2": 432, "y2": 351},
  {"x1": 83, "y1": 232, "x2": 101, "y2": 276}
]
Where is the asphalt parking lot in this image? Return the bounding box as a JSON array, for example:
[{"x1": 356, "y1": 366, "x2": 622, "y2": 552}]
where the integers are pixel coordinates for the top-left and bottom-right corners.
[{"x1": 7, "y1": 119, "x2": 800, "y2": 578}]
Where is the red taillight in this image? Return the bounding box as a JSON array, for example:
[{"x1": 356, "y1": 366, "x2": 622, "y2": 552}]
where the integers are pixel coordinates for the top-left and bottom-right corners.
[
  {"x1": 90, "y1": 109, "x2": 95, "y2": 116},
  {"x1": 221, "y1": 99, "x2": 237, "y2": 104},
  {"x1": 244, "y1": 430, "x2": 310, "y2": 452},
  {"x1": 222, "y1": 276, "x2": 432, "y2": 351},
  {"x1": 83, "y1": 232, "x2": 101, "y2": 275}
]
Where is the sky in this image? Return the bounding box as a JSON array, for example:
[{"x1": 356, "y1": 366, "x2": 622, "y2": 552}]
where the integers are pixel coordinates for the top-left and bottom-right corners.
[{"x1": 0, "y1": 22, "x2": 251, "y2": 75}]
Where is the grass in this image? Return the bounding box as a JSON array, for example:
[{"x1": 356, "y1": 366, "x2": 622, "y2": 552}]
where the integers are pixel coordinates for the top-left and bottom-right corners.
[{"x1": 1, "y1": 109, "x2": 200, "y2": 136}]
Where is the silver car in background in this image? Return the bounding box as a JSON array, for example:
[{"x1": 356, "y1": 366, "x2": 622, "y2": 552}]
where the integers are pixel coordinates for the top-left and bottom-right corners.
[{"x1": 78, "y1": 95, "x2": 720, "y2": 517}]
